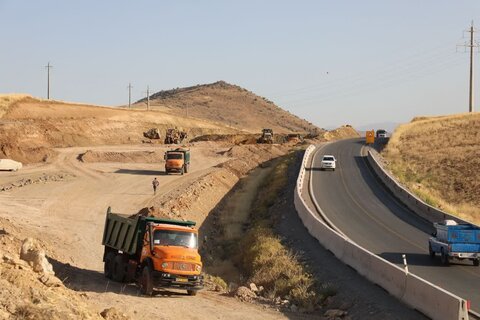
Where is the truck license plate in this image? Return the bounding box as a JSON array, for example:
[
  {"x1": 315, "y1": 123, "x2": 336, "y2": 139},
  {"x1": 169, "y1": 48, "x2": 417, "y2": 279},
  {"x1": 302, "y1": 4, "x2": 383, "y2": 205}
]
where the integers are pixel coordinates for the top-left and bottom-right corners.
[{"x1": 176, "y1": 278, "x2": 188, "y2": 282}]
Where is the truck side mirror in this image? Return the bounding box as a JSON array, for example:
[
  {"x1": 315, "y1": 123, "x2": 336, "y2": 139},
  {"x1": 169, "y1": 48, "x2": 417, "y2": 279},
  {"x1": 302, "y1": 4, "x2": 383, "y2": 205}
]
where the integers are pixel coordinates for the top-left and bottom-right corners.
[{"x1": 164, "y1": 154, "x2": 167, "y2": 160}]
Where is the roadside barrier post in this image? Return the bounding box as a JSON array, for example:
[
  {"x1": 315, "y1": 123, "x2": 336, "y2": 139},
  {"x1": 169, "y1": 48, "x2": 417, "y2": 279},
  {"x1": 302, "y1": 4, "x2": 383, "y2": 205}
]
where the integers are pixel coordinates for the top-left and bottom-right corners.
[{"x1": 402, "y1": 254, "x2": 409, "y2": 274}]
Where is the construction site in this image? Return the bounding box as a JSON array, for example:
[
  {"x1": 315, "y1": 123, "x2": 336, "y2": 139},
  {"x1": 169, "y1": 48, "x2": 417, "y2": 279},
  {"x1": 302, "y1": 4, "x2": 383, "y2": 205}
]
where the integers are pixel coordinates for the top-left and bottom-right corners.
[{"x1": 0, "y1": 87, "x2": 393, "y2": 320}]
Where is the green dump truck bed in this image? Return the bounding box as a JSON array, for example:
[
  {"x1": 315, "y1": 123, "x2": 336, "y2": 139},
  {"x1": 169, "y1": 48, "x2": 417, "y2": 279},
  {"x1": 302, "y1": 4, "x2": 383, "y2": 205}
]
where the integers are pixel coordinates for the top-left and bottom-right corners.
[{"x1": 102, "y1": 207, "x2": 196, "y2": 256}]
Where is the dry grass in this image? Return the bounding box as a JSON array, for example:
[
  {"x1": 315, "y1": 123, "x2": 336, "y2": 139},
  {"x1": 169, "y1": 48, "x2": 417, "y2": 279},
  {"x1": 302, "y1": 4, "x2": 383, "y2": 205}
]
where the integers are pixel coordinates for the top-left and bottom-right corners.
[
  {"x1": 239, "y1": 153, "x2": 331, "y2": 310},
  {"x1": 383, "y1": 112, "x2": 480, "y2": 223},
  {"x1": 0, "y1": 94, "x2": 31, "y2": 118}
]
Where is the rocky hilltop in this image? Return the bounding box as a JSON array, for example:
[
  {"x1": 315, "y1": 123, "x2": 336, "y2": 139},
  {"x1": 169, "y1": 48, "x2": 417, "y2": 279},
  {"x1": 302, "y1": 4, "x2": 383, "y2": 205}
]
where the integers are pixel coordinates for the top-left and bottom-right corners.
[{"x1": 137, "y1": 81, "x2": 320, "y2": 134}]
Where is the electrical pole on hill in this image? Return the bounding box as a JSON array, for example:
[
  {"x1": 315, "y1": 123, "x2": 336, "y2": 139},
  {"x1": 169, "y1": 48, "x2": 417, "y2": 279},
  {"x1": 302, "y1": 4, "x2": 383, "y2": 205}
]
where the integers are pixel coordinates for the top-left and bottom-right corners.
[
  {"x1": 45, "y1": 62, "x2": 53, "y2": 99},
  {"x1": 458, "y1": 21, "x2": 479, "y2": 112},
  {"x1": 127, "y1": 83, "x2": 133, "y2": 108},
  {"x1": 147, "y1": 86, "x2": 150, "y2": 111}
]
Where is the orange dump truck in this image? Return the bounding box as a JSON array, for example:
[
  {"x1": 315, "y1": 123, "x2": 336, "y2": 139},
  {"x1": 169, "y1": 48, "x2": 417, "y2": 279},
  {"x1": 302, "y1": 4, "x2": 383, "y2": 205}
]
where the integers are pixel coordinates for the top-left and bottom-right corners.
[
  {"x1": 102, "y1": 207, "x2": 203, "y2": 296},
  {"x1": 164, "y1": 148, "x2": 190, "y2": 175}
]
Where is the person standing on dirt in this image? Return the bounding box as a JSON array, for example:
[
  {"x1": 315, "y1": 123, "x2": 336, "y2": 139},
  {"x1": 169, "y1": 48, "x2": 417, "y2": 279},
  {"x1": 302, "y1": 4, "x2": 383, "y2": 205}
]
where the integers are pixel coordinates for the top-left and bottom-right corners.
[{"x1": 152, "y1": 177, "x2": 159, "y2": 195}]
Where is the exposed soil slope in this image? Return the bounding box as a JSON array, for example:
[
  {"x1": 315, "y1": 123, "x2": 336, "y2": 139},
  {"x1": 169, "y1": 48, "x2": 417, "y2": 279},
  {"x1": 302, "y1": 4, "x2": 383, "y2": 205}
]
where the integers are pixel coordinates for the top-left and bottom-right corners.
[
  {"x1": 324, "y1": 125, "x2": 359, "y2": 141},
  {"x1": 136, "y1": 81, "x2": 320, "y2": 134},
  {"x1": 382, "y1": 113, "x2": 480, "y2": 223},
  {"x1": 0, "y1": 94, "x2": 235, "y2": 164}
]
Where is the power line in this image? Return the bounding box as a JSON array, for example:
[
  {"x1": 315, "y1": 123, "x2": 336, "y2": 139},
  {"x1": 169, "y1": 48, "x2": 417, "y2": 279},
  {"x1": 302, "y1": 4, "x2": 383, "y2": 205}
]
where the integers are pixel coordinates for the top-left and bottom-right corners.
[{"x1": 45, "y1": 62, "x2": 53, "y2": 100}]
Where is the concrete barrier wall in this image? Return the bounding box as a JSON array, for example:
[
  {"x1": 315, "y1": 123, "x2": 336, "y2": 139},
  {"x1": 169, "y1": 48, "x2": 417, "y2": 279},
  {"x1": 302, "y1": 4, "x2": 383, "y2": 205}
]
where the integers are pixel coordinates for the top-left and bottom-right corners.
[
  {"x1": 367, "y1": 149, "x2": 470, "y2": 225},
  {"x1": 294, "y1": 146, "x2": 469, "y2": 320}
]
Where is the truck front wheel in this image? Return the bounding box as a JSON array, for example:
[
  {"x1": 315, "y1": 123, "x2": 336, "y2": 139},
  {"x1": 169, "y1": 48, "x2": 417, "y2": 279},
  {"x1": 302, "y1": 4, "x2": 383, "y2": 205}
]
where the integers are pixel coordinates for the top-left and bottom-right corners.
[
  {"x1": 187, "y1": 290, "x2": 197, "y2": 296},
  {"x1": 474, "y1": 259, "x2": 479, "y2": 267},
  {"x1": 140, "y1": 265, "x2": 154, "y2": 296}
]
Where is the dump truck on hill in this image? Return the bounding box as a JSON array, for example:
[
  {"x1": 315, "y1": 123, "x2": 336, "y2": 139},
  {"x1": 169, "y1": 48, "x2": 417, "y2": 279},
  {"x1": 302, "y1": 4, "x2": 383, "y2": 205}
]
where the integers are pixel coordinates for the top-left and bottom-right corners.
[
  {"x1": 165, "y1": 148, "x2": 190, "y2": 175},
  {"x1": 164, "y1": 128, "x2": 187, "y2": 144},
  {"x1": 429, "y1": 220, "x2": 480, "y2": 266},
  {"x1": 257, "y1": 128, "x2": 273, "y2": 144},
  {"x1": 102, "y1": 207, "x2": 203, "y2": 296}
]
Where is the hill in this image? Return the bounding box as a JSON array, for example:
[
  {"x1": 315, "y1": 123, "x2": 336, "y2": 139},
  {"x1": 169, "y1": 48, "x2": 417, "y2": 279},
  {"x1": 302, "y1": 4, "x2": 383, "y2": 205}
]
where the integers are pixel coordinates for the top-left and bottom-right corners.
[
  {"x1": 136, "y1": 81, "x2": 320, "y2": 134},
  {"x1": 382, "y1": 113, "x2": 480, "y2": 223}
]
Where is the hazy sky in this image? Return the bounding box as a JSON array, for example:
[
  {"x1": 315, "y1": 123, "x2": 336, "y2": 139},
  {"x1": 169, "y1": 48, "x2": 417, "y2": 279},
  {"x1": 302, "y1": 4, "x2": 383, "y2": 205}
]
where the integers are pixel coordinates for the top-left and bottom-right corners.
[{"x1": 1, "y1": 1, "x2": 479, "y2": 129}]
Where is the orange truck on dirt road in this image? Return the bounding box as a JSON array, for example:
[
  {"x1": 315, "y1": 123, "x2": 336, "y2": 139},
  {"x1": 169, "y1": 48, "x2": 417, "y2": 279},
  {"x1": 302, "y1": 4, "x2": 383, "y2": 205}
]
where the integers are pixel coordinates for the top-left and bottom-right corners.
[
  {"x1": 102, "y1": 207, "x2": 204, "y2": 296},
  {"x1": 164, "y1": 148, "x2": 190, "y2": 175}
]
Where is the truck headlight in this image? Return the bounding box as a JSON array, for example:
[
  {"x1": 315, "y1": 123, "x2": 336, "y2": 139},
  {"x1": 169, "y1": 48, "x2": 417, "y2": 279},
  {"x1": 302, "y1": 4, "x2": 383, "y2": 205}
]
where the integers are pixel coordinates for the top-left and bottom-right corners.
[
  {"x1": 195, "y1": 265, "x2": 201, "y2": 272},
  {"x1": 161, "y1": 262, "x2": 168, "y2": 269}
]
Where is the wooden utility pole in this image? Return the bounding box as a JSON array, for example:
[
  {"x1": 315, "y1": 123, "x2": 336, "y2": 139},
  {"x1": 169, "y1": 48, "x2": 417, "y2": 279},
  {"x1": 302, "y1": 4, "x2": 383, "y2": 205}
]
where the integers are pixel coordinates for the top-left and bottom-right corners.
[
  {"x1": 127, "y1": 83, "x2": 133, "y2": 108},
  {"x1": 45, "y1": 62, "x2": 53, "y2": 99},
  {"x1": 458, "y1": 21, "x2": 478, "y2": 112},
  {"x1": 469, "y1": 22, "x2": 475, "y2": 112},
  {"x1": 147, "y1": 86, "x2": 150, "y2": 111}
]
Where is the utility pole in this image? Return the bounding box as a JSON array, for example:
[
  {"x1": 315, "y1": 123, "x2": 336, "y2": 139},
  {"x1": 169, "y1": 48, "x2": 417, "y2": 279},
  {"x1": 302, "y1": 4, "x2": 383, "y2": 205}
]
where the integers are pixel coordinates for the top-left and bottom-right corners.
[
  {"x1": 458, "y1": 21, "x2": 479, "y2": 112},
  {"x1": 45, "y1": 62, "x2": 53, "y2": 99},
  {"x1": 127, "y1": 83, "x2": 133, "y2": 108},
  {"x1": 147, "y1": 86, "x2": 150, "y2": 111},
  {"x1": 468, "y1": 22, "x2": 475, "y2": 112}
]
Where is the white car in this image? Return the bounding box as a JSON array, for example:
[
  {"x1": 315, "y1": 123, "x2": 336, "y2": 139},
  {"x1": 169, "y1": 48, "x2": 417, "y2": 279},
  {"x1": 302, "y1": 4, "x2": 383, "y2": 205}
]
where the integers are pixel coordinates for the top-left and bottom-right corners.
[
  {"x1": 0, "y1": 159, "x2": 22, "y2": 171},
  {"x1": 320, "y1": 155, "x2": 336, "y2": 171}
]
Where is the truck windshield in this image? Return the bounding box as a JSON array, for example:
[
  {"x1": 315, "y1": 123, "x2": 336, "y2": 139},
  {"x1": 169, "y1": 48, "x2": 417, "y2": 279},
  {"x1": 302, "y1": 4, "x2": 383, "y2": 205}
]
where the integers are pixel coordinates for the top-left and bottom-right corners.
[
  {"x1": 166, "y1": 154, "x2": 183, "y2": 160},
  {"x1": 153, "y1": 230, "x2": 198, "y2": 248}
]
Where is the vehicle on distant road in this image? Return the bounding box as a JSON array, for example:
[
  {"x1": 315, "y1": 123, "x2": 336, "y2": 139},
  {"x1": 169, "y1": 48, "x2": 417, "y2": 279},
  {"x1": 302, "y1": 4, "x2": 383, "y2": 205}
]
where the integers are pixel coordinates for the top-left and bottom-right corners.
[
  {"x1": 102, "y1": 207, "x2": 204, "y2": 296},
  {"x1": 376, "y1": 129, "x2": 387, "y2": 138},
  {"x1": 429, "y1": 220, "x2": 480, "y2": 266},
  {"x1": 0, "y1": 159, "x2": 22, "y2": 171},
  {"x1": 320, "y1": 155, "x2": 336, "y2": 171}
]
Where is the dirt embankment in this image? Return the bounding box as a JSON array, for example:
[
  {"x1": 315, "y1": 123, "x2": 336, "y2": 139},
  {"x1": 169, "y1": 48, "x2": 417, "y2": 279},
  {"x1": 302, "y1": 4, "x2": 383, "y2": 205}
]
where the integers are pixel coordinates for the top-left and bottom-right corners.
[
  {"x1": 143, "y1": 144, "x2": 291, "y2": 224},
  {"x1": 0, "y1": 95, "x2": 236, "y2": 164},
  {"x1": 323, "y1": 125, "x2": 360, "y2": 140},
  {"x1": 382, "y1": 113, "x2": 480, "y2": 223},
  {"x1": 0, "y1": 218, "x2": 128, "y2": 320}
]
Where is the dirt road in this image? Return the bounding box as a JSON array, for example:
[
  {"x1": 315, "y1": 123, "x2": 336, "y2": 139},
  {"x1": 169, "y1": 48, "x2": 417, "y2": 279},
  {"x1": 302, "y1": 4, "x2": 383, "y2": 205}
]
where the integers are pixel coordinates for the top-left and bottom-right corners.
[{"x1": 0, "y1": 143, "x2": 288, "y2": 319}]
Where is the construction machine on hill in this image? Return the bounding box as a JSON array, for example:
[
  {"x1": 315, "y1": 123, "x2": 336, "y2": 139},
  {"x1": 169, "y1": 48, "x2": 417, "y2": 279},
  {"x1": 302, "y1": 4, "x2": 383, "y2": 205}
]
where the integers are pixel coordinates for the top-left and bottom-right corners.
[
  {"x1": 143, "y1": 128, "x2": 161, "y2": 140},
  {"x1": 257, "y1": 128, "x2": 274, "y2": 144},
  {"x1": 164, "y1": 128, "x2": 188, "y2": 144}
]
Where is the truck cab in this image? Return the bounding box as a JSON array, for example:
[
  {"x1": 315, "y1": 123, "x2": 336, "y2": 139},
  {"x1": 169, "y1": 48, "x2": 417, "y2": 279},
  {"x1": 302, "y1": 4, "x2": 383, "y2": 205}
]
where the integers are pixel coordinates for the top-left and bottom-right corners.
[
  {"x1": 165, "y1": 148, "x2": 190, "y2": 175},
  {"x1": 428, "y1": 219, "x2": 480, "y2": 266},
  {"x1": 102, "y1": 208, "x2": 203, "y2": 296}
]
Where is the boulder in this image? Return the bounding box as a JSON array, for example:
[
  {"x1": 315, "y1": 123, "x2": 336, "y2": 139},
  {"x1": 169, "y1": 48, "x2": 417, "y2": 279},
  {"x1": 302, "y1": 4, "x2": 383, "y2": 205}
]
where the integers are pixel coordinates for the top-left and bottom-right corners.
[
  {"x1": 235, "y1": 286, "x2": 256, "y2": 302},
  {"x1": 20, "y1": 238, "x2": 54, "y2": 275}
]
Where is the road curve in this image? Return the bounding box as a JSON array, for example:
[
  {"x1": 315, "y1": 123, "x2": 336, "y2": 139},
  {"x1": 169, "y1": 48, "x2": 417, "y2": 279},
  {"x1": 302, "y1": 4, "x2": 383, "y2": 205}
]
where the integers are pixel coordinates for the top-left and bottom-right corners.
[{"x1": 310, "y1": 138, "x2": 480, "y2": 311}]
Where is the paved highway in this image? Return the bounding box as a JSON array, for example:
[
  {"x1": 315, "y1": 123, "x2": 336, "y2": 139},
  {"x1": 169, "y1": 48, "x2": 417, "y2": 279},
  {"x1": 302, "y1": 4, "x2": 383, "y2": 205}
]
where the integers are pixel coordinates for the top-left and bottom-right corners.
[{"x1": 310, "y1": 138, "x2": 480, "y2": 311}]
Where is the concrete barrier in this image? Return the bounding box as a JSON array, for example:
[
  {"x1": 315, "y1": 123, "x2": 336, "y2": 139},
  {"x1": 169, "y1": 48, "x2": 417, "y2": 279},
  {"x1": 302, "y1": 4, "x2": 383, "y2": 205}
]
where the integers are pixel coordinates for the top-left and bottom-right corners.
[
  {"x1": 404, "y1": 273, "x2": 468, "y2": 320},
  {"x1": 294, "y1": 145, "x2": 470, "y2": 320},
  {"x1": 367, "y1": 149, "x2": 471, "y2": 225}
]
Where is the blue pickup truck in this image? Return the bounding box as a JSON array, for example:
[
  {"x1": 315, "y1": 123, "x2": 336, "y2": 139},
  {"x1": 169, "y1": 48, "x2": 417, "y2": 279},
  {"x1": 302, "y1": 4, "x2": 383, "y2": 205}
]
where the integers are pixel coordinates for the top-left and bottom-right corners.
[{"x1": 428, "y1": 220, "x2": 480, "y2": 266}]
